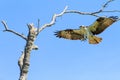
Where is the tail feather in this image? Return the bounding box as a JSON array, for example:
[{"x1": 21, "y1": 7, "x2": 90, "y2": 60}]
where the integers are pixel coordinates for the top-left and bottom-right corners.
[{"x1": 89, "y1": 35, "x2": 102, "y2": 44}]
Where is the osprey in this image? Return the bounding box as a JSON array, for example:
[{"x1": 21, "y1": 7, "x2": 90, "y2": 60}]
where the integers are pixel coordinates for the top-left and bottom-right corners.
[{"x1": 55, "y1": 16, "x2": 118, "y2": 44}]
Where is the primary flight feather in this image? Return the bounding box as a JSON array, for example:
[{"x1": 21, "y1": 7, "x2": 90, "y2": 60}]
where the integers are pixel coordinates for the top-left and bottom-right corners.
[{"x1": 55, "y1": 16, "x2": 118, "y2": 44}]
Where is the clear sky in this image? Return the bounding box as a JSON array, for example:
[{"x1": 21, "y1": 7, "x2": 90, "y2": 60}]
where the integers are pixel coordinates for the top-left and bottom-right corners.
[{"x1": 0, "y1": 0, "x2": 120, "y2": 80}]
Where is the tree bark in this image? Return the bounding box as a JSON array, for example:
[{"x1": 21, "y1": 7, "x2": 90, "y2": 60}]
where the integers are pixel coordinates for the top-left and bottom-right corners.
[{"x1": 19, "y1": 24, "x2": 37, "y2": 80}]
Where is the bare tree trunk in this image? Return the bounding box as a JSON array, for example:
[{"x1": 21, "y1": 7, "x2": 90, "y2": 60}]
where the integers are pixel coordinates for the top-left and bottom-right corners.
[
  {"x1": 19, "y1": 24, "x2": 37, "y2": 80},
  {"x1": 1, "y1": 6, "x2": 67, "y2": 80}
]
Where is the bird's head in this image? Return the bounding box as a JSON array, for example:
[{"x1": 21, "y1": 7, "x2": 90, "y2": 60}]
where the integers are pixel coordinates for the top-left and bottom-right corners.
[{"x1": 79, "y1": 25, "x2": 87, "y2": 29}]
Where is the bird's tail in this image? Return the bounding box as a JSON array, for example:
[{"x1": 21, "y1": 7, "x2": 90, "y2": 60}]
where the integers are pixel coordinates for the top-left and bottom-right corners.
[{"x1": 88, "y1": 35, "x2": 102, "y2": 44}]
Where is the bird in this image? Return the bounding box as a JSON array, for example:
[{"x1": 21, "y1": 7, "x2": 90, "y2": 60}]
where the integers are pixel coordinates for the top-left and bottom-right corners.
[{"x1": 54, "y1": 16, "x2": 118, "y2": 44}]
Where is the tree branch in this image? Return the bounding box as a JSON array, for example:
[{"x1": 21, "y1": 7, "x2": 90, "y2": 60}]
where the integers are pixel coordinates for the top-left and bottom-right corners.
[
  {"x1": 37, "y1": 6, "x2": 68, "y2": 35},
  {"x1": 1, "y1": 21, "x2": 28, "y2": 41},
  {"x1": 65, "y1": 0, "x2": 119, "y2": 17},
  {"x1": 36, "y1": 0, "x2": 119, "y2": 36},
  {"x1": 65, "y1": 10, "x2": 100, "y2": 17},
  {"x1": 102, "y1": 10, "x2": 120, "y2": 13},
  {"x1": 91, "y1": 0, "x2": 115, "y2": 14}
]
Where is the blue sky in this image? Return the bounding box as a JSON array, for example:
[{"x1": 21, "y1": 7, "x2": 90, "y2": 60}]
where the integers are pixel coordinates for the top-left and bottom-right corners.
[{"x1": 0, "y1": 0, "x2": 120, "y2": 80}]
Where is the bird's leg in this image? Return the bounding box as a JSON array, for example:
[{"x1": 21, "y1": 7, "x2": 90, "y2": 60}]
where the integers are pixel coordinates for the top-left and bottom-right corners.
[{"x1": 82, "y1": 34, "x2": 87, "y2": 41}]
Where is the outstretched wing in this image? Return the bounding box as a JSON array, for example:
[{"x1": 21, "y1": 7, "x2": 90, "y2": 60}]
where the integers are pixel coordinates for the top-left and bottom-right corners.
[
  {"x1": 88, "y1": 16, "x2": 118, "y2": 35},
  {"x1": 55, "y1": 28, "x2": 86, "y2": 40}
]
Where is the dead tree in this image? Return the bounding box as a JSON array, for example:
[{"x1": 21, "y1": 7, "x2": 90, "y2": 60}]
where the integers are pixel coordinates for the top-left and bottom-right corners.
[
  {"x1": 1, "y1": 0, "x2": 120, "y2": 80},
  {"x1": 1, "y1": 6, "x2": 68, "y2": 80}
]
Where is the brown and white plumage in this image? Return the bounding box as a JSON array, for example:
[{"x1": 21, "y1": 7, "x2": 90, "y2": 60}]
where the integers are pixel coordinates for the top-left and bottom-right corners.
[
  {"x1": 55, "y1": 26, "x2": 87, "y2": 40},
  {"x1": 55, "y1": 16, "x2": 118, "y2": 44}
]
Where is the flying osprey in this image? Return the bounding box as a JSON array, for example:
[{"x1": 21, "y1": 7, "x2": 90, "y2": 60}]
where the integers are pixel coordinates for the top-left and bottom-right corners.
[{"x1": 55, "y1": 16, "x2": 118, "y2": 44}]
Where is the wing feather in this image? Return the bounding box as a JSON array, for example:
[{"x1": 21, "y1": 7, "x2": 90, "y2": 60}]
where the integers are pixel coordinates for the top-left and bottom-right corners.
[
  {"x1": 88, "y1": 16, "x2": 118, "y2": 35},
  {"x1": 55, "y1": 29, "x2": 86, "y2": 40}
]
